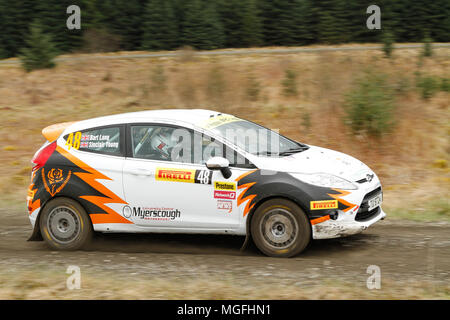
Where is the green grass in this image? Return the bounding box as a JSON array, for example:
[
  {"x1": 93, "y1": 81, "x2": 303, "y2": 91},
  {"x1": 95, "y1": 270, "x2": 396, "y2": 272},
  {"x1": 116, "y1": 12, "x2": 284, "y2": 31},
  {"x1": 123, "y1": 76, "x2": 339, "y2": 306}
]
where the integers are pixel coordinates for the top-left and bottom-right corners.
[{"x1": 385, "y1": 198, "x2": 450, "y2": 222}]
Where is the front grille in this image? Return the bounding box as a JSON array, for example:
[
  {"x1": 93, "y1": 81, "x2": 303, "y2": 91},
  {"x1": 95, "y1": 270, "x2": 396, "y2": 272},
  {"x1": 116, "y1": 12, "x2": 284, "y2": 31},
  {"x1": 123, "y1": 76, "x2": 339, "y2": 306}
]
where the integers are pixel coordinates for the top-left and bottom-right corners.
[
  {"x1": 355, "y1": 206, "x2": 380, "y2": 222},
  {"x1": 355, "y1": 187, "x2": 382, "y2": 222}
]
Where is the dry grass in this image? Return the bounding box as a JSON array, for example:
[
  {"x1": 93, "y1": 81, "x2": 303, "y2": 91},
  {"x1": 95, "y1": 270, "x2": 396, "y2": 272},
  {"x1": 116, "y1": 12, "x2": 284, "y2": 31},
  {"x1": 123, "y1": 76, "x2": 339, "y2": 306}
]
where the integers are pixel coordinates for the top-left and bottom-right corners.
[
  {"x1": 0, "y1": 44, "x2": 448, "y2": 218},
  {"x1": 0, "y1": 267, "x2": 448, "y2": 300}
]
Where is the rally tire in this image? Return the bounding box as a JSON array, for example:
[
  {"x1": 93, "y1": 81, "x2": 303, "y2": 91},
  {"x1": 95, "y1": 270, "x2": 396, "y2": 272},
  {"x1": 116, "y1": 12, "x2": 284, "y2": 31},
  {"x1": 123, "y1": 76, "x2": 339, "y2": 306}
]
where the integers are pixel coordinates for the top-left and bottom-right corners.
[
  {"x1": 251, "y1": 198, "x2": 311, "y2": 258},
  {"x1": 39, "y1": 197, "x2": 93, "y2": 250}
]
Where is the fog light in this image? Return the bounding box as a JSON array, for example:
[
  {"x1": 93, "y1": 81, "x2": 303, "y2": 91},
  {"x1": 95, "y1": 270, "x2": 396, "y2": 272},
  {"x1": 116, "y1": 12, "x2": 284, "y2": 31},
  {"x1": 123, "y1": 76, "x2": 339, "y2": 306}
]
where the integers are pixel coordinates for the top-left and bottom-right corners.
[{"x1": 329, "y1": 211, "x2": 339, "y2": 220}]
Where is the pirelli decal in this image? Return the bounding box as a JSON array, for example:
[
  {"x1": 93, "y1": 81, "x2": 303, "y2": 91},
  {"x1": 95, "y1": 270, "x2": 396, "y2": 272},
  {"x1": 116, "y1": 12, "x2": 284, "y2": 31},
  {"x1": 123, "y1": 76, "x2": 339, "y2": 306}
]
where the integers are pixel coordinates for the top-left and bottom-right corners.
[
  {"x1": 310, "y1": 200, "x2": 338, "y2": 210},
  {"x1": 155, "y1": 167, "x2": 213, "y2": 185}
]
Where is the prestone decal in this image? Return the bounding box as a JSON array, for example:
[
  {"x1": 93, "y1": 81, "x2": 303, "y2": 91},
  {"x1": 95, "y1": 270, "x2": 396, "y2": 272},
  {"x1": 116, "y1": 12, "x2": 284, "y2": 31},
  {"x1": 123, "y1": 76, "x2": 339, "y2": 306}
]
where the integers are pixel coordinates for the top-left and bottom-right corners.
[{"x1": 214, "y1": 181, "x2": 236, "y2": 191}]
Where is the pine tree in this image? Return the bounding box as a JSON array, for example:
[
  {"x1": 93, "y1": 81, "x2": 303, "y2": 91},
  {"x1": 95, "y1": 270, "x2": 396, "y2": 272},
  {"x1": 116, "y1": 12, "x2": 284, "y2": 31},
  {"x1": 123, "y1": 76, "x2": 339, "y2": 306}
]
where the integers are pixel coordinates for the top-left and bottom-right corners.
[
  {"x1": 34, "y1": 0, "x2": 83, "y2": 53},
  {"x1": 181, "y1": 0, "x2": 224, "y2": 50},
  {"x1": 316, "y1": 0, "x2": 347, "y2": 44},
  {"x1": 141, "y1": 0, "x2": 178, "y2": 50},
  {"x1": 0, "y1": 0, "x2": 38, "y2": 58},
  {"x1": 217, "y1": 0, "x2": 242, "y2": 47},
  {"x1": 107, "y1": 0, "x2": 146, "y2": 50},
  {"x1": 381, "y1": 31, "x2": 394, "y2": 58},
  {"x1": 20, "y1": 20, "x2": 58, "y2": 72},
  {"x1": 422, "y1": 33, "x2": 433, "y2": 57},
  {"x1": 292, "y1": 0, "x2": 319, "y2": 45},
  {"x1": 241, "y1": 0, "x2": 263, "y2": 47},
  {"x1": 202, "y1": 1, "x2": 225, "y2": 49}
]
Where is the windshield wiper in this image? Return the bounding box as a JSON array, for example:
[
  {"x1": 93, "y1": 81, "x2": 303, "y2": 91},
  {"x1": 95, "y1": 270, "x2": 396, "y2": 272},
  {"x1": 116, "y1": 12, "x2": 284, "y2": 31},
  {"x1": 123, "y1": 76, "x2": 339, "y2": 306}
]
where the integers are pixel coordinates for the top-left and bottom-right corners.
[
  {"x1": 255, "y1": 146, "x2": 309, "y2": 156},
  {"x1": 278, "y1": 146, "x2": 309, "y2": 156},
  {"x1": 255, "y1": 151, "x2": 278, "y2": 156}
]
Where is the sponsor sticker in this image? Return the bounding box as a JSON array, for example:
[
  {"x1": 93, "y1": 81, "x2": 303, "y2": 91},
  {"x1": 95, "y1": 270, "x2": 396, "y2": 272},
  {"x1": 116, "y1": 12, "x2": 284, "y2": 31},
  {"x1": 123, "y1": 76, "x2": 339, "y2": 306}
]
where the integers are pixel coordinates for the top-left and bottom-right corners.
[
  {"x1": 214, "y1": 190, "x2": 236, "y2": 200},
  {"x1": 156, "y1": 168, "x2": 195, "y2": 183},
  {"x1": 156, "y1": 168, "x2": 212, "y2": 185},
  {"x1": 217, "y1": 200, "x2": 232, "y2": 213},
  {"x1": 214, "y1": 181, "x2": 236, "y2": 191},
  {"x1": 123, "y1": 205, "x2": 181, "y2": 221},
  {"x1": 310, "y1": 200, "x2": 338, "y2": 210},
  {"x1": 200, "y1": 114, "x2": 241, "y2": 130}
]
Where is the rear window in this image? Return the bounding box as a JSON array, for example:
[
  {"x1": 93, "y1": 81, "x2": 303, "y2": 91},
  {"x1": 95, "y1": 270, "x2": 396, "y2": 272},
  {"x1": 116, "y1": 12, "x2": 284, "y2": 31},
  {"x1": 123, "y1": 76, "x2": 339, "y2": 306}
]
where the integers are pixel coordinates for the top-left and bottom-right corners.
[{"x1": 63, "y1": 126, "x2": 123, "y2": 156}]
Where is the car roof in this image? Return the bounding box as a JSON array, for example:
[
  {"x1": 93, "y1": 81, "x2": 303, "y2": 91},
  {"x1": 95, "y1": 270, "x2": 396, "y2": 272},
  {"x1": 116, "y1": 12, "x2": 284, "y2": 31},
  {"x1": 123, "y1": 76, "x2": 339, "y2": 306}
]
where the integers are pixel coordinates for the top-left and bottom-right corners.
[{"x1": 70, "y1": 109, "x2": 225, "y2": 130}]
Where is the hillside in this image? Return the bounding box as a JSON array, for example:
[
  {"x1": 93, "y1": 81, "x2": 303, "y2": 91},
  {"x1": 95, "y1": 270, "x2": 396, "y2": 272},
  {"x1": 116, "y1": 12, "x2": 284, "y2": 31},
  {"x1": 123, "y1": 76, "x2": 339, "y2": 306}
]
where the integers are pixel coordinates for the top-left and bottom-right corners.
[{"x1": 0, "y1": 44, "x2": 448, "y2": 220}]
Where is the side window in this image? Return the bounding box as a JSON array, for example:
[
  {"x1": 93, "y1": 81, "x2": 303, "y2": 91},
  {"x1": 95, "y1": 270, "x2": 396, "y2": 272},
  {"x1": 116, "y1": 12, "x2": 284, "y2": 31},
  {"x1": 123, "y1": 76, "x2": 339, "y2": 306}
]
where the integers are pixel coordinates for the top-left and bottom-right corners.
[
  {"x1": 131, "y1": 125, "x2": 191, "y2": 162},
  {"x1": 192, "y1": 131, "x2": 254, "y2": 168},
  {"x1": 64, "y1": 126, "x2": 123, "y2": 156}
]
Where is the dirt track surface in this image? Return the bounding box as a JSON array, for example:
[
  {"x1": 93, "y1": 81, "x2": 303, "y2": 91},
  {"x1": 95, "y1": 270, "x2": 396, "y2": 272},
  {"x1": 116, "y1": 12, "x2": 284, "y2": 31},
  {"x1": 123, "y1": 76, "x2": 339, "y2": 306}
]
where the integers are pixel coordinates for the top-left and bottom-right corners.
[{"x1": 0, "y1": 208, "x2": 449, "y2": 288}]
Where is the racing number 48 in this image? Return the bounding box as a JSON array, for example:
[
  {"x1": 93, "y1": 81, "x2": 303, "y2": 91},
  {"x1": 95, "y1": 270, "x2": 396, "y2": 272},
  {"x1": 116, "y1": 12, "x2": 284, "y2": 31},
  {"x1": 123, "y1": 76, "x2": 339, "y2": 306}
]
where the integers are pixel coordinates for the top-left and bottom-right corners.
[
  {"x1": 195, "y1": 170, "x2": 212, "y2": 185},
  {"x1": 65, "y1": 132, "x2": 82, "y2": 150}
]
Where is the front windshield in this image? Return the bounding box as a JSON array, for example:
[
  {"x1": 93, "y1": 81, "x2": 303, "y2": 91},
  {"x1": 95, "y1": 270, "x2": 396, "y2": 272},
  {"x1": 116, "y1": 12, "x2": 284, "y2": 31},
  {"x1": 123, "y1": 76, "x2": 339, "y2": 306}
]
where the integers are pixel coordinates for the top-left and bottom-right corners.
[{"x1": 203, "y1": 116, "x2": 307, "y2": 156}]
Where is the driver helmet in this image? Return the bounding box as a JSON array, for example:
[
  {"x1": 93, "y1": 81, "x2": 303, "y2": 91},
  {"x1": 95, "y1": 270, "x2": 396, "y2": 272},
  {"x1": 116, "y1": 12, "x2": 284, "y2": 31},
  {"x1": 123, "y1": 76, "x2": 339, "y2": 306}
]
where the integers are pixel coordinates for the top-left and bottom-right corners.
[{"x1": 150, "y1": 128, "x2": 177, "y2": 159}]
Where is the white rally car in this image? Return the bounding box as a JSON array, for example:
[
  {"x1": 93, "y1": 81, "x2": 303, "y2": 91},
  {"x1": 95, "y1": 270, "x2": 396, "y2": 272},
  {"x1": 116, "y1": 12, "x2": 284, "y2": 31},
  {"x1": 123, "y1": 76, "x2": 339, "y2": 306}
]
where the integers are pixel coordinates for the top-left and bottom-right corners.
[{"x1": 27, "y1": 109, "x2": 385, "y2": 257}]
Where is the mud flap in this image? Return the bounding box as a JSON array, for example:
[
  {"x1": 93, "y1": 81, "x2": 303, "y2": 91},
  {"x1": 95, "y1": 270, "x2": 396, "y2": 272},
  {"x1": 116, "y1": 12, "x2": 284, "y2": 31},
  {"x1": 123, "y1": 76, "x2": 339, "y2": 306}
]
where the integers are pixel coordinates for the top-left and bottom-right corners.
[
  {"x1": 240, "y1": 233, "x2": 250, "y2": 252},
  {"x1": 27, "y1": 223, "x2": 43, "y2": 241}
]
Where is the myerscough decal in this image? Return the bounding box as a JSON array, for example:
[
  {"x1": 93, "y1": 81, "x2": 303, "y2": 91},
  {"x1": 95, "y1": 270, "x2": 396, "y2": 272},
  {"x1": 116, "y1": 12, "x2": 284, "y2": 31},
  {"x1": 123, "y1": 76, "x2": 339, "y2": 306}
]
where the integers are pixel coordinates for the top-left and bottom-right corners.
[{"x1": 123, "y1": 205, "x2": 181, "y2": 221}]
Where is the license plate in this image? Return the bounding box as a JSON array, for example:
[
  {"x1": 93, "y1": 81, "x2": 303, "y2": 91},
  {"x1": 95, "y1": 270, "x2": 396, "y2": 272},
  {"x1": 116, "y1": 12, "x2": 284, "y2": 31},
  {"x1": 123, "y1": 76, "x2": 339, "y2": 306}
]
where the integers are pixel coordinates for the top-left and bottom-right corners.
[{"x1": 368, "y1": 193, "x2": 382, "y2": 211}]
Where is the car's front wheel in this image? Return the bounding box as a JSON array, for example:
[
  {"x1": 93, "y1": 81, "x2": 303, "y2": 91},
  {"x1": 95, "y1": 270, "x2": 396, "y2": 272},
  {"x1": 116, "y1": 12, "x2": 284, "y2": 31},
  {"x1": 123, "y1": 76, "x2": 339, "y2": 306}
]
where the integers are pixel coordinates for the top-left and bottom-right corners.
[
  {"x1": 39, "y1": 197, "x2": 93, "y2": 250},
  {"x1": 251, "y1": 198, "x2": 311, "y2": 258}
]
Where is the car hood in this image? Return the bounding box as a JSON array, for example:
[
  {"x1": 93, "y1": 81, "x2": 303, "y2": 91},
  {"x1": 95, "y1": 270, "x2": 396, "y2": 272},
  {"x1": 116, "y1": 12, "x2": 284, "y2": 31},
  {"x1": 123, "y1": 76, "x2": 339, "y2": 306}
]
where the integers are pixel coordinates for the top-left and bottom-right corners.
[{"x1": 249, "y1": 146, "x2": 373, "y2": 182}]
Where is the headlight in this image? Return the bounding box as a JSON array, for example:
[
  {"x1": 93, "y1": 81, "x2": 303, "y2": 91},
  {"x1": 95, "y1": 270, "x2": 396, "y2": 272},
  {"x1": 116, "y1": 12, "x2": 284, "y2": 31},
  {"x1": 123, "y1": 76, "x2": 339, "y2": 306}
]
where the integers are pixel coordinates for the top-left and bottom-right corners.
[{"x1": 291, "y1": 173, "x2": 358, "y2": 190}]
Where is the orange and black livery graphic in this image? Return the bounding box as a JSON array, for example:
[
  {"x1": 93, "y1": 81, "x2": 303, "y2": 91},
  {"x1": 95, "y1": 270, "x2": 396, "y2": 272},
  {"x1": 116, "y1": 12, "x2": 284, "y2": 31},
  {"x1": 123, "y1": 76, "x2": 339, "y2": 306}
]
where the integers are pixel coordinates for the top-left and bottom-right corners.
[
  {"x1": 28, "y1": 146, "x2": 130, "y2": 225},
  {"x1": 235, "y1": 169, "x2": 356, "y2": 225}
]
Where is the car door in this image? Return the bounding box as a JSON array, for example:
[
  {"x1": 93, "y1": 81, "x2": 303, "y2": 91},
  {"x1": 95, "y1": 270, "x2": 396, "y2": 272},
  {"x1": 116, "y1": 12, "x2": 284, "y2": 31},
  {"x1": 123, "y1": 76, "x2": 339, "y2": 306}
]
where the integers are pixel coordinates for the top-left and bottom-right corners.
[{"x1": 122, "y1": 123, "x2": 254, "y2": 230}]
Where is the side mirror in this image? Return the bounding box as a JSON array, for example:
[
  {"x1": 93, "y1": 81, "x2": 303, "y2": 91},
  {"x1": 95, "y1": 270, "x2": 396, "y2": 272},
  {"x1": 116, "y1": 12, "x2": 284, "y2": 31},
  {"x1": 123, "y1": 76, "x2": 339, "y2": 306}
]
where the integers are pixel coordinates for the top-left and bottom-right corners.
[{"x1": 206, "y1": 157, "x2": 232, "y2": 179}]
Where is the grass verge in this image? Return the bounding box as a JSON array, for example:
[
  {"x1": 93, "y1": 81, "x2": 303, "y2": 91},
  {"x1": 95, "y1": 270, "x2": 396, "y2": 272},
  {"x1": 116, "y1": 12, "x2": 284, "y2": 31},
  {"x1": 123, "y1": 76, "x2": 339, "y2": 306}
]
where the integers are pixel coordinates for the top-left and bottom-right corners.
[{"x1": 0, "y1": 266, "x2": 448, "y2": 300}]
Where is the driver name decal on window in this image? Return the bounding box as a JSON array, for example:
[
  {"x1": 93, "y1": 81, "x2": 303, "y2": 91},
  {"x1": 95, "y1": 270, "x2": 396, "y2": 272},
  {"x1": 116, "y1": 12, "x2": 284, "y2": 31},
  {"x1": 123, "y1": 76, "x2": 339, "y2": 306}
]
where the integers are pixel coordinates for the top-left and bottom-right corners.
[
  {"x1": 155, "y1": 167, "x2": 212, "y2": 185},
  {"x1": 65, "y1": 127, "x2": 121, "y2": 155}
]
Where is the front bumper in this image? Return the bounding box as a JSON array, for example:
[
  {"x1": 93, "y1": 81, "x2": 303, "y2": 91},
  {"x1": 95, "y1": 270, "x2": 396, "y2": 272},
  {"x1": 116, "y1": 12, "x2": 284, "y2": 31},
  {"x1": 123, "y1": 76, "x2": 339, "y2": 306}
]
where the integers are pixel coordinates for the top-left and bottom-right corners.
[
  {"x1": 311, "y1": 181, "x2": 386, "y2": 239},
  {"x1": 312, "y1": 206, "x2": 386, "y2": 239}
]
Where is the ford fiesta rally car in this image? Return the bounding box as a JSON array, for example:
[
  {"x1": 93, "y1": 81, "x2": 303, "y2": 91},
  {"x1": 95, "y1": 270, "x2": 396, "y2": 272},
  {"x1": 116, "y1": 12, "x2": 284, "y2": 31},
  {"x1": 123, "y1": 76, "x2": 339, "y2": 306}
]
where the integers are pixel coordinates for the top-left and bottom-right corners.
[{"x1": 27, "y1": 109, "x2": 385, "y2": 257}]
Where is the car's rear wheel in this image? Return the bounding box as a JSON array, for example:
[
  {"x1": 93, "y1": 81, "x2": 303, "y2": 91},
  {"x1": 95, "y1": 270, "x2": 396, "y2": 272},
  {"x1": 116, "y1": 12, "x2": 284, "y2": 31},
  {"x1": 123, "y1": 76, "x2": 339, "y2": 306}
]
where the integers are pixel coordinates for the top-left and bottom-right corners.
[
  {"x1": 251, "y1": 198, "x2": 311, "y2": 258},
  {"x1": 39, "y1": 197, "x2": 93, "y2": 250}
]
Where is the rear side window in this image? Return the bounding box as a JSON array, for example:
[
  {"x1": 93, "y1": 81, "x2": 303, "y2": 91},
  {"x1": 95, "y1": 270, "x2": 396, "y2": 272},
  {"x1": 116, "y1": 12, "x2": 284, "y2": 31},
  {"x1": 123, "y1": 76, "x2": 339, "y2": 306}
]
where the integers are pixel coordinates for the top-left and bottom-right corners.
[{"x1": 64, "y1": 126, "x2": 123, "y2": 156}]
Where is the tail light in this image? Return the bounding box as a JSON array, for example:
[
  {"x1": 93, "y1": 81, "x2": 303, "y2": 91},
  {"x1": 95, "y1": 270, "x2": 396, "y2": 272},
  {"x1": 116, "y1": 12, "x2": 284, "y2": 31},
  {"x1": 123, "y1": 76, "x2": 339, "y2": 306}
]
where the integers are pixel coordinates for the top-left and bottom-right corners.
[{"x1": 31, "y1": 141, "x2": 56, "y2": 171}]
